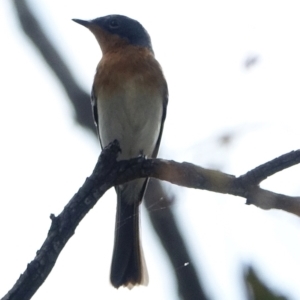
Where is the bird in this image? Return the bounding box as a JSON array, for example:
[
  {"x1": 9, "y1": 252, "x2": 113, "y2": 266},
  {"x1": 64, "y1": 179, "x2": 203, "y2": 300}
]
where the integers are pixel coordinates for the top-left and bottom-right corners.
[{"x1": 72, "y1": 15, "x2": 168, "y2": 289}]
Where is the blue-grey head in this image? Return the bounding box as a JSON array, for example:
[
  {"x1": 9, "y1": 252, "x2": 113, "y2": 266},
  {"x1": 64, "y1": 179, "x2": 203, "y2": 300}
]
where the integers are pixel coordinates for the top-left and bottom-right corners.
[{"x1": 73, "y1": 15, "x2": 153, "y2": 53}]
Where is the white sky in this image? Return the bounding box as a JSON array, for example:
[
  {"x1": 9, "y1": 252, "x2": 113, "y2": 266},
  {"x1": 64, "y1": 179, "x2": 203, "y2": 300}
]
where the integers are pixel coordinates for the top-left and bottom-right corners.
[{"x1": 1, "y1": 0, "x2": 300, "y2": 299}]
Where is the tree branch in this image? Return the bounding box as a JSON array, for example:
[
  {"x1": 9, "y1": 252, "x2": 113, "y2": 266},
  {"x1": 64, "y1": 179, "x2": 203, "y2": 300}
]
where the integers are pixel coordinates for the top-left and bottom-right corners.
[
  {"x1": 144, "y1": 180, "x2": 208, "y2": 300},
  {"x1": 1, "y1": 141, "x2": 120, "y2": 300},
  {"x1": 116, "y1": 149, "x2": 300, "y2": 217},
  {"x1": 2, "y1": 142, "x2": 300, "y2": 300},
  {"x1": 237, "y1": 150, "x2": 300, "y2": 186},
  {"x1": 11, "y1": 0, "x2": 96, "y2": 135}
]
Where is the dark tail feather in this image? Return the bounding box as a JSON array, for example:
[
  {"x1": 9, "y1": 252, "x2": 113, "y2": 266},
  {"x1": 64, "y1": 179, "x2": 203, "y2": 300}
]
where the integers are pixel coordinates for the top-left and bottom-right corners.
[{"x1": 110, "y1": 188, "x2": 148, "y2": 289}]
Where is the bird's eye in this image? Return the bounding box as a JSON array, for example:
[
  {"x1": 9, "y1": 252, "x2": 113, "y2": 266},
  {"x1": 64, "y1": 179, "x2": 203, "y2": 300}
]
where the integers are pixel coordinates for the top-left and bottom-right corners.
[{"x1": 109, "y1": 19, "x2": 119, "y2": 28}]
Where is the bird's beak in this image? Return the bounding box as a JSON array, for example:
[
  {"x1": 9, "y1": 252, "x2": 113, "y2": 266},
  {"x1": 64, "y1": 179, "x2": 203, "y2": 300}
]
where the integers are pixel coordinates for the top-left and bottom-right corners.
[{"x1": 72, "y1": 19, "x2": 91, "y2": 28}]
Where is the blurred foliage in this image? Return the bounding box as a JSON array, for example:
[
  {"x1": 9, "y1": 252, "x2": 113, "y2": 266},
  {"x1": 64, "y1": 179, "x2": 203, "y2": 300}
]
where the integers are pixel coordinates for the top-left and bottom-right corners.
[{"x1": 245, "y1": 267, "x2": 288, "y2": 300}]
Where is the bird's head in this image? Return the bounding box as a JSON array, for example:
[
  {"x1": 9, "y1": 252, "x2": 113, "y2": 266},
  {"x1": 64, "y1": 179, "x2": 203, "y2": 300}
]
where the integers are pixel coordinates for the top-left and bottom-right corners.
[{"x1": 72, "y1": 15, "x2": 153, "y2": 54}]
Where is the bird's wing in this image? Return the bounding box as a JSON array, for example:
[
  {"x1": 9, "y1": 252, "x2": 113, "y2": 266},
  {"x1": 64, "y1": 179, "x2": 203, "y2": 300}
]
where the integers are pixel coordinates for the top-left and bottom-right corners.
[
  {"x1": 152, "y1": 80, "x2": 168, "y2": 158},
  {"x1": 91, "y1": 85, "x2": 103, "y2": 149}
]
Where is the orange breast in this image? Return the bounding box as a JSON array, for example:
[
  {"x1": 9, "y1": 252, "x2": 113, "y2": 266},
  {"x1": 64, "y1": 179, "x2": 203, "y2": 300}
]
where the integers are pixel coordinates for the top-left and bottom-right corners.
[{"x1": 93, "y1": 46, "x2": 165, "y2": 99}]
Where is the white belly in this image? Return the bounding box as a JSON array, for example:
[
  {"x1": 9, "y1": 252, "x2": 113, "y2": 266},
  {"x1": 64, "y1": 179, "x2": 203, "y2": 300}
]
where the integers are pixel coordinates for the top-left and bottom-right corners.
[{"x1": 96, "y1": 82, "x2": 163, "y2": 160}]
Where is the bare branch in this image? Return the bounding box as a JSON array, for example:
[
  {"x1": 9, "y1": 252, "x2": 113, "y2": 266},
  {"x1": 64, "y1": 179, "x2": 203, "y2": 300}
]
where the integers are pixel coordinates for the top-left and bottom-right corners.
[
  {"x1": 2, "y1": 142, "x2": 300, "y2": 300},
  {"x1": 1, "y1": 142, "x2": 120, "y2": 300},
  {"x1": 144, "y1": 180, "x2": 208, "y2": 300},
  {"x1": 11, "y1": 0, "x2": 96, "y2": 135},
  {"x1": 115, "y1": 150, "x2": 300, "y2": 214},
  {"x1": 238, "y1": 150, "x2": 300, "y2": 185},
  {"x1": 246, "y1": 188, "x2": 300, "y2": 215}
]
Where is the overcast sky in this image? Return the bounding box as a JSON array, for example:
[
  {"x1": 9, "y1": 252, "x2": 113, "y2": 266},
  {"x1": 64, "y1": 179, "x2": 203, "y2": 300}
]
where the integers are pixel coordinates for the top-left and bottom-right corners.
[{"x1": 1, "y1": 1, "x2": 300, "y2": 299}]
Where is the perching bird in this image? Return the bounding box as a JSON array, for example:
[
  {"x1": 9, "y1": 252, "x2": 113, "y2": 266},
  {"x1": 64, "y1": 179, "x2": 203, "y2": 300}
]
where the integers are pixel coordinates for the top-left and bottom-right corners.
[{"x1": 72, "y1": 15, "x2": 168, "y2": 288}]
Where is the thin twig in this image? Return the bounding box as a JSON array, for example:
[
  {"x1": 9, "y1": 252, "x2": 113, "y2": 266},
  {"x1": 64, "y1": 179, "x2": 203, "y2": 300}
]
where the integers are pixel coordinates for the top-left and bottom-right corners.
[{"x1": 238, "y1": 150, "x2": 300, "y2": 186}]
